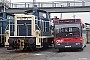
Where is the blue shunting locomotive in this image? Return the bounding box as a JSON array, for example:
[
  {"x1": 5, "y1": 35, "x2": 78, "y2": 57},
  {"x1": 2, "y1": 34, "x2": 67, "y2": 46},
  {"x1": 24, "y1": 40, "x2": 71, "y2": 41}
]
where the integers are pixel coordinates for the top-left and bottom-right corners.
[
  {"x1": 5, "y1": 5, "x2": 54, "y2": 50},
  {"x1": 0, "y1": 13, "x2": 14, "y2": 46}
]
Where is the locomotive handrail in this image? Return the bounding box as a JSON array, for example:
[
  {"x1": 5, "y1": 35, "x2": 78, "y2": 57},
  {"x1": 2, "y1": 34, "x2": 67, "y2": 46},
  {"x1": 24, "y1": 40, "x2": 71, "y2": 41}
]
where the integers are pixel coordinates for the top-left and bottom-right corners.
[
  {"x1": 5, "y1": 24, "x2": 9, "y2": 31},
  {"x1": 35, "y1": 24, "x2": 41, "y2": 31}
]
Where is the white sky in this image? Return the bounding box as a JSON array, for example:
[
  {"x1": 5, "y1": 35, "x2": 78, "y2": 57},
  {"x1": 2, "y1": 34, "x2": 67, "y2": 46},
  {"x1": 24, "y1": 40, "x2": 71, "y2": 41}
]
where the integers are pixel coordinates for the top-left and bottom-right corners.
[{"x1": 10, "y1": 0, "x2": 90, "y2": 23}]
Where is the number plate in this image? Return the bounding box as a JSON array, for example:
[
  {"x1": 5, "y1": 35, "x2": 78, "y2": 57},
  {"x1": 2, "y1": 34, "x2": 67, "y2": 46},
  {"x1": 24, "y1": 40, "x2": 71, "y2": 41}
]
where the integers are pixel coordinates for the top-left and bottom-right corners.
[
  {"x1": 65, "y1": 46, "x2": 71, "y2": 47},
  {"x1": 57, "y1": 44, "x2": 60, "y2": 45}
]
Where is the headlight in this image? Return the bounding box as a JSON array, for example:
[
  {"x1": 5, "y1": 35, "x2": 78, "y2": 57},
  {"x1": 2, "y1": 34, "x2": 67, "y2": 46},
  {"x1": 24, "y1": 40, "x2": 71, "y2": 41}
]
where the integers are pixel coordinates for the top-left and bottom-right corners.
[{"x1": 76, "y1": 43, "x2": 80, "y2": 45}]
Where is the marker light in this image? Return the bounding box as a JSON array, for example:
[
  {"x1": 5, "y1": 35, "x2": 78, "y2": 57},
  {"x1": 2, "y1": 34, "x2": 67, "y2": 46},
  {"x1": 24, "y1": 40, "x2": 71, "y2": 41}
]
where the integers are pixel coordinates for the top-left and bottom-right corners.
[{"x1": 80, "y1": 37, "x2": 82, "y2": 40}]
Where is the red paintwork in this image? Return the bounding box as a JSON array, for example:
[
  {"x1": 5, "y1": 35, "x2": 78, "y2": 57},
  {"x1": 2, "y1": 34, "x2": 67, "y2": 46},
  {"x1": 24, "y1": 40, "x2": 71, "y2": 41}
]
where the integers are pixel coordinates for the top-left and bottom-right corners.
[{"x1": 54, "y1": 37, "x2": 82, "y2": 44}]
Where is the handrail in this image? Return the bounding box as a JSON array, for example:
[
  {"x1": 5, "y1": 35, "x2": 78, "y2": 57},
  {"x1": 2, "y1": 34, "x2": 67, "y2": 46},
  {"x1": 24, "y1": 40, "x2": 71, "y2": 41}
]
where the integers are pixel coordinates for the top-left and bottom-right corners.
[
  {"x1": 35, "y1": 24, "x2": 40, "y2": 31},
  {"x1": 0, "y1": 1, "x2": 90, "y2": 8},
  {"x1": 9, "y1": 1, "x2": 90, "y2": 8}
]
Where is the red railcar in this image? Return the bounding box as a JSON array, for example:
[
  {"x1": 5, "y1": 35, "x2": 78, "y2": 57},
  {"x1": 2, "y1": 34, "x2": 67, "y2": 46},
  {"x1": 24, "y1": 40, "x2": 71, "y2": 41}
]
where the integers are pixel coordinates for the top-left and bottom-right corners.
[{"x1": 53, "y1": 19, "x2": 87, "y2": 51}]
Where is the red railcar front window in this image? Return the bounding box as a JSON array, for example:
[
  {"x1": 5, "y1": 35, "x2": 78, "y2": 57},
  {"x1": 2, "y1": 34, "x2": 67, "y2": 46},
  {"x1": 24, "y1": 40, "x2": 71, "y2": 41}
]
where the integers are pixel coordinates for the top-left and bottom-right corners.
[{"x1": 55, "y1": 24, "x2": 81, "y2": 38}]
